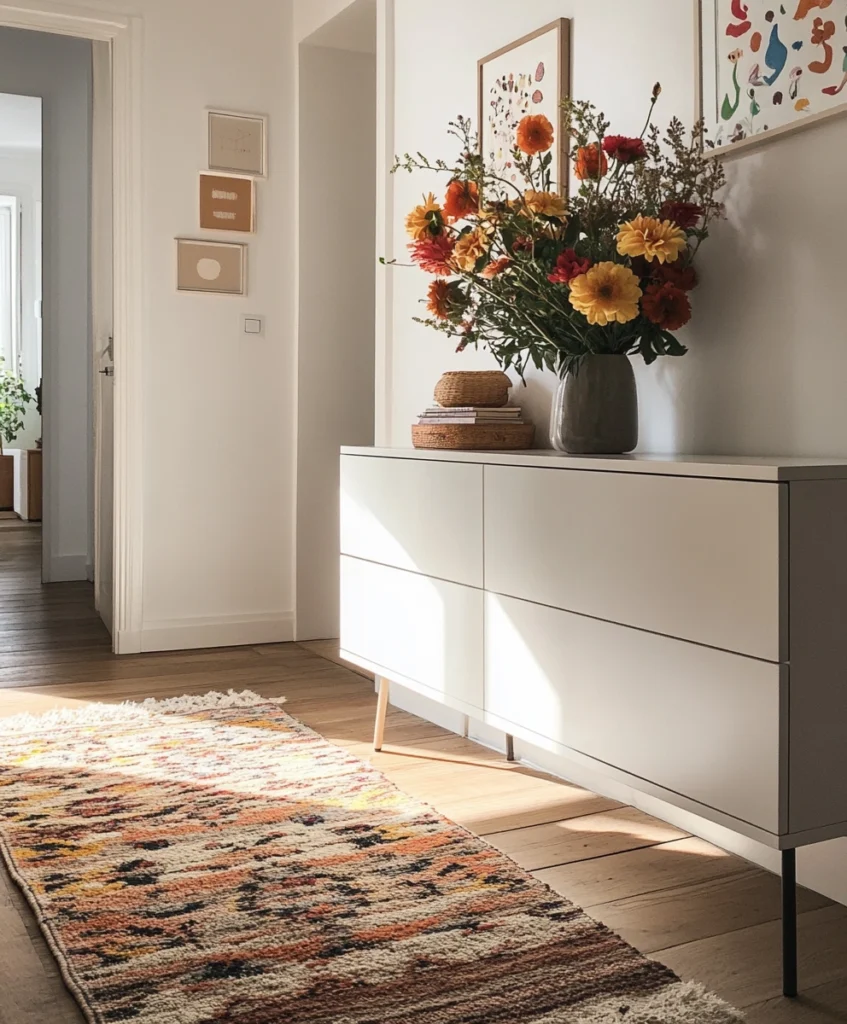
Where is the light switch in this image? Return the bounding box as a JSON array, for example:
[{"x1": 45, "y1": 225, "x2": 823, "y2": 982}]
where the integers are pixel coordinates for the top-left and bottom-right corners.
[{"x1": 243, "y1": 315, "x2": 264, "y2": 335}]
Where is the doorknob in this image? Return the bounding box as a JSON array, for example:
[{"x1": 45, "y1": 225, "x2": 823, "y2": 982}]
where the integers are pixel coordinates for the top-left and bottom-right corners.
[{"x1": 99, "y1": 367, "x2": 114, "y2": 377}]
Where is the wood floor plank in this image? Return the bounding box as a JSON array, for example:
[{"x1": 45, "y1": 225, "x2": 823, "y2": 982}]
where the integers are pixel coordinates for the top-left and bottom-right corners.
[
  {"x1": 533, "y1": 836, "x2": 753, "y2": 907},
  {"x1": 586, "y1": 868, "x2": 831, "y2": 954},
  {"x1": 658, "y1": 904, "x2": 847, "y2": 1009},
  {"x1": 485, "y1": 807, "x2": 690, "y2": 872}
]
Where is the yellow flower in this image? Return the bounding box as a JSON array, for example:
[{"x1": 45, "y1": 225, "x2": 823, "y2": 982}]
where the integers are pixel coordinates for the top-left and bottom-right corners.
[
  {"x1": 452, "y1": 228, "x2": 491, "y2": 273},
  {"x1": 569, "y1": 262, "x2": 642, "y2": 326},
  {"x1": 523, "y1": 190, "x2": 568, "y2": 219},
  {"x1": 616, "y1": 215, "x2": 686, "y2": 264},
  {"x1": 405, "y1": 193, "x2": 441, "y2": 240}
]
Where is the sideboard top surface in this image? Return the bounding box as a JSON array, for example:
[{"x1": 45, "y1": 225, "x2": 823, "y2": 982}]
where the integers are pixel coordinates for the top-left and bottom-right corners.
[{"x1": 341, "y1": 447, "x2": 847, "y2": 482}]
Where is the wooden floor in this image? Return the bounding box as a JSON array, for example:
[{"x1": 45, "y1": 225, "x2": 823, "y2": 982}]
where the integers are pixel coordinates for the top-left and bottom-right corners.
[{"x1": 1, "y1": 527, "x2": 847, "y2": 1022}]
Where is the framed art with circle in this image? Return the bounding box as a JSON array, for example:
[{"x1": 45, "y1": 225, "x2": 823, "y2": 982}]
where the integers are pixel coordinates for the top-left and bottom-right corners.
[{"x1": 176, "y1": 238, "x2": 246, "y2": 295}]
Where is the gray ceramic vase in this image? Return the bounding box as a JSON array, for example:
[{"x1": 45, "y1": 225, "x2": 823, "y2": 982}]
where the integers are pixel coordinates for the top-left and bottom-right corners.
[{"x1": 550, "y1": 353, "x2": 638, "y2": 455}]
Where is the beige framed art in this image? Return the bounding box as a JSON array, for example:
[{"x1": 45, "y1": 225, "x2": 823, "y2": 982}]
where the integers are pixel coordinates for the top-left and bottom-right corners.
[
  {"x1": 478, "y1": 19, "x2": 571, "y2": 194},
  {"x1": 199, "y1": 173, "x2": 255, "y2": 233},
  {"x1": 699, "y1": 0, "x2": 847, "y2": 155},
  {"x1": 176, "y1": 238, "x2": 246, "y2": 295},
  {"x1": 208, "y1": 109, "x2": 267, "y2": 177}
]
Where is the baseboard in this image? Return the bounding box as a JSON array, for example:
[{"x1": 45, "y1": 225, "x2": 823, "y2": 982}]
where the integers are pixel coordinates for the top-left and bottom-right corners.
[
  {"x1": 44, "y1": 554, "x2": 90, "y2": 583},
  {"x1": 140, "y1": 612, "x2": 295, "y2": 653}
]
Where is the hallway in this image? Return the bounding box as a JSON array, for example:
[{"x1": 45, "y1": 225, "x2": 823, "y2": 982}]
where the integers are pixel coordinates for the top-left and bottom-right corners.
[{"x1": 0, "y1": 516, "x2": 111, "y2": 656}]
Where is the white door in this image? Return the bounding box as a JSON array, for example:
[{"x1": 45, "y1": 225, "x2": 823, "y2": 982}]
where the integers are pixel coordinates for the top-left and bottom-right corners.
[{"x1": 92, "y1": 42, "x2": 114, "y2": 635}]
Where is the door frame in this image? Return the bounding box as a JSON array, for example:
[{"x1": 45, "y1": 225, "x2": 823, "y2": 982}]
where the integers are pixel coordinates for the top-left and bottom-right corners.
[{"x1": 0, "y1": 0, "x2": 144, "y2": 653}]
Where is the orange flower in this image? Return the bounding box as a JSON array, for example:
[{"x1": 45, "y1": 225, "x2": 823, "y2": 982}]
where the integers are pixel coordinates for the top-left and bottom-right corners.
[
  {"x1": 426, "y1": 279, "x2": 464, "y2": 320},
  {"x1": 405, "y1": 193, "x2": 441, "y2": 240},
  {"x1": 481, "y1": 256, "x2": 512, "y2": 279},
  {"x1": 575, "y1": 144, "x2": 608, "y2": 180},
  {"x1": 444, "y1": 179, "x2": 479, "y2": 222},
  {"x1": 516, "y1": 114, "x2": 555, "y2": 155}
]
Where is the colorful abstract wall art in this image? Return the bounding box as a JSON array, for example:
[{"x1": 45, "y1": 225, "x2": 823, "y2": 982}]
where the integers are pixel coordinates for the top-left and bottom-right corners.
[
  {"x1": 478, "y1": 20, "x2": 571, "y2": 192},
  {"x1": 701, "y1": 0, "x2": 847, "y2": 151}
]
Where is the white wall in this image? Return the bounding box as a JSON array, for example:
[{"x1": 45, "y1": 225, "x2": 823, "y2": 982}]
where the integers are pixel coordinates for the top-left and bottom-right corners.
[
  {"x1": 131, "y1": 0, "x2": 295, "y2": 651},
  {"x1": 382, "y1": 0, "x2": 847, "y2": 906},
  {"x1": 295, "y1": 0, "x2": 358, "y2": 42},
  {"x1": 0, "y1": 30, "x2": 91, "y2": 582},
  {"x1": 296, "y1": 43, "x2": 376, "y2": 640},
  {"x1": 0, "y1": 143, "x2": 41, "y2": 452}
]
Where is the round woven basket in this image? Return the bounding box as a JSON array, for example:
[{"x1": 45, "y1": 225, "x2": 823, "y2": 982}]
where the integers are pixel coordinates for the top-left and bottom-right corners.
[
  {"x1": 412, "y1": 423, "x2": 535, "y2": 452},
  {"x1": 433, "y1": 371, "x2": 511, "y2": 409}
]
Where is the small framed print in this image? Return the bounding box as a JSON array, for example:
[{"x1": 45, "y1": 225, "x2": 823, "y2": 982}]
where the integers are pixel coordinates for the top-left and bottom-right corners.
[
  {"x1": 176, "y1": 238, "x2": 246, "y2": 295},
  {"x1": 199, "y1": 173, "x2": 255, "y2": 233},
  {"x1": 208, "y1": 109, "x2": 267, "y2": 177}
]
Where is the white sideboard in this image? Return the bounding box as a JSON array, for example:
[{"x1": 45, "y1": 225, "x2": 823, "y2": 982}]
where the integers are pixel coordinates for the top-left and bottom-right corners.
[{"x1": 339, "y1": 446, "x2": 847, "y2": 996}]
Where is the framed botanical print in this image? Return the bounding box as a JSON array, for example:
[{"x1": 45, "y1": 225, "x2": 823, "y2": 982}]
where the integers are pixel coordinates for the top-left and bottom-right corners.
[
  {"x1": 176, "y1": 239, "x2": 246, "y2": 295},
  {"x1": 699, "y1": 0, "x2": 847, "y2": 154},
  {"x1": 478, "y1": 19, "x2": 571, "y2": 192},
  {"x1": 208, "y1": 110, "x2": 267, "y2": 177}
]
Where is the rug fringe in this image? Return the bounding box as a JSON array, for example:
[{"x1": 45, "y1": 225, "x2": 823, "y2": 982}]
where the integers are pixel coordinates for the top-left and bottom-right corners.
[{"x1": 0, "y1": 689, "x2": 286, "y2": 734}]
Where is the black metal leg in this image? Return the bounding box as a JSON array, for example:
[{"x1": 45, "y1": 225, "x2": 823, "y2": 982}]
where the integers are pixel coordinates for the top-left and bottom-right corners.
[
  {"x1": 782, "y1": 848, "x2": 798, "y2": 998},
  {"x1": 505, "y1": 733, "x2": 515, "y2": 762}
]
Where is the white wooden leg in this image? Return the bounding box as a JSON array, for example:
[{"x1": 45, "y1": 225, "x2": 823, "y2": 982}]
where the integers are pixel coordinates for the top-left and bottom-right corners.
[{"x1": 373, "y1": 676, "x2": 390, "y2": 751}]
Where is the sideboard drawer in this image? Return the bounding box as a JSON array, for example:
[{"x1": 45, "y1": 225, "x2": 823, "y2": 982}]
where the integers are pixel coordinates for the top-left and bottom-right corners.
[
  {"x1": 341, "y1": 556, "x2": 484, "y2": 714},
  {"x1": 341, "y1": 455, "x2": 483, "y2": 587},
  {"x1": 484, "y1": 466, "x2": 786, "y2": 662},
  {"x1": 484, "y1": 594, "x2": 783, "y2": 833}
]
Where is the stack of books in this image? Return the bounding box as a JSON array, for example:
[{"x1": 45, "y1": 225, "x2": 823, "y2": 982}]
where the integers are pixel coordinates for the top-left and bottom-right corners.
[{"x1": 417, "y1": 406, "x2": 525, "y2": 426}]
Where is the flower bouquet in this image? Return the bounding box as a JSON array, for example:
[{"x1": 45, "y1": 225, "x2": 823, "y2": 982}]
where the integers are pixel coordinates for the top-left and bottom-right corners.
[{"x1": 393, "y1": 85, "x2": 726, "y2": 454}]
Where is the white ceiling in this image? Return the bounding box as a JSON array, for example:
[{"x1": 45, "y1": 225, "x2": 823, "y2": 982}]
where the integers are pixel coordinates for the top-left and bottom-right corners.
[
  {"x1": 305, "y1": 0, "x2": 376, "y2": 55},
  {"x1": 0, "y1": 93, "x2": 42, "y2": 151}
]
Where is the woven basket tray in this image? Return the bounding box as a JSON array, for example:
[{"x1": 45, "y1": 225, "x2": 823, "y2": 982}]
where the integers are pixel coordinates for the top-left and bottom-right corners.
[
  {"x1": 412, "y1": 423, "x2": 535, "y2": 451},
  {"x1": 433, "y1": 371, "x2": 511, "y2": 409}
]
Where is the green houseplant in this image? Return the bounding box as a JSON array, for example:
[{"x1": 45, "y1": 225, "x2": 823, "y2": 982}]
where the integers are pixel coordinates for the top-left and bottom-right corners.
[{"x1": 0, "y1": 356, "x2": 33, "y2": 510}]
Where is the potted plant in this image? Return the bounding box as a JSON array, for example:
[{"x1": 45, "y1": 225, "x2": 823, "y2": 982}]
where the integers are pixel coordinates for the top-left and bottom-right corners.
[
  {"x1": 393, "y1": 85, "x2": 726, "y2": 454},
  {"x1": 0, "y1": 356, "x2": 34, "y2": 510}
]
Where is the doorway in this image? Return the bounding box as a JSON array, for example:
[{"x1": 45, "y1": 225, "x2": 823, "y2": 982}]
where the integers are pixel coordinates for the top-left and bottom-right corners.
[
  {"x1": 0, "y1": 28, "x2": 114, "y2": 651},
  {"x1": 296, "y1": 0, "x2": 378, "y2": 641}
]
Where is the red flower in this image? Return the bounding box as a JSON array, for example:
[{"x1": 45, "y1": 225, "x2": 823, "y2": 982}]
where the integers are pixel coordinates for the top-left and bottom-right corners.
[
  {"x1": 654, "y1": 262, "x2": 698, "y2": 292},
  {"x1": 602, "y1": 135, "x2": 647, "y2": 163},
  {"x1": 512, "y1": 235, "x2": 534, "y2": 254},
  {"x1": 443, "y1": 179, "x2": 479, "y2": 223},
  {"x1": 548, "y1": 249, "x2": 592, "y2": 284},
  {"x1": 659, "y1": 201, "x2": 704, "y2": 229},
  {"x1": 409, "y1": 235, "x2": 456, "y2": 276},
  {"x1": 642, "y1": 282, "x2": 692, "y2": 331}
]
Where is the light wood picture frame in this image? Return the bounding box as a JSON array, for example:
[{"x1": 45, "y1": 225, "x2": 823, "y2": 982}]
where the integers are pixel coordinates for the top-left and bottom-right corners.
[
  {"x1": 199, "y1": 172, "x2": 255, "y2": 233},
  {"x1": 176, "y1": 238, "x2": 247, "y2": 296},
  {"x1": 478, "y1": 19, "x2": 572, "y2": 194},
  {"x1": 207, "y1": 109, "x2": 267, "y2": 177},
  {"x1": 699, "y1": 0, "x2": 847, "y2": 156}
]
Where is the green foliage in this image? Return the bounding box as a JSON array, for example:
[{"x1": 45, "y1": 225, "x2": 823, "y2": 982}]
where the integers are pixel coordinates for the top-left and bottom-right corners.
[{"x1": 0, "y1": 357, "x2": 33, "y2": 451}]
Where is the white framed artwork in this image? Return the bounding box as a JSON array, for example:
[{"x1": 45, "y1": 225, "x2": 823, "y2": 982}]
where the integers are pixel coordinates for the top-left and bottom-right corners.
[
  {"x1": 700, "y1": 0, "x2": 847, "y2": 154},
  {"x1": 478, "y1": 19, "x2": 571, "y2": 193},
  {"x1": 207, "y1": 109, "x2": 267, "y2": 177}
]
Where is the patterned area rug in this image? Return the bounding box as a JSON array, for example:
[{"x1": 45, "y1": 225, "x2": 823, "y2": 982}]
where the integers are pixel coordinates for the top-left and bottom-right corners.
[{"x1": 0, "y1": 691, "x2": 743, "y2": 1023}]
